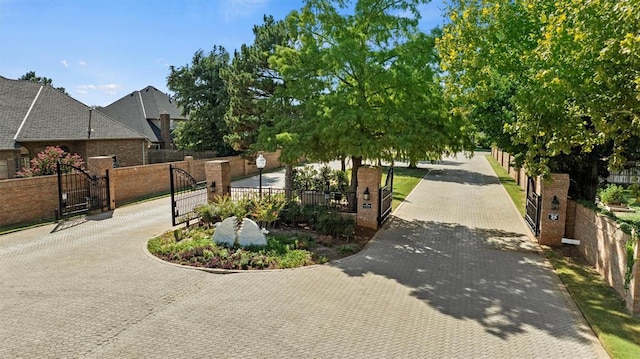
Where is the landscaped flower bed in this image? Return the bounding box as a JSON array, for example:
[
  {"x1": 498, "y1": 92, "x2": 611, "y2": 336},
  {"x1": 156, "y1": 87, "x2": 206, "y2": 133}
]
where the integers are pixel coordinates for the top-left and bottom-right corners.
[
  {"x1": 148, "y1": 193, "x2": 374, "y2": 270},
  {"x1": 148, "y1": 224, "x2": 374, "y2": 270}
]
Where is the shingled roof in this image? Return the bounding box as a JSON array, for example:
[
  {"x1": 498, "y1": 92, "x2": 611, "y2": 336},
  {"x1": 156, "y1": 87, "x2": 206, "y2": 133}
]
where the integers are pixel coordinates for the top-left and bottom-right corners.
[
  {"x1": 97, "y1": 86, "x2": 187, "y2": 143},
  {"x1": 0, "y1": 76, "x2": 145, "y2": 150}
]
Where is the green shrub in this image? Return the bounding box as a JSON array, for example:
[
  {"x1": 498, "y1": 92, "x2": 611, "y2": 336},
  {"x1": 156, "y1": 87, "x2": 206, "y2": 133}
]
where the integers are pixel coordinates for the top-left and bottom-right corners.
[{"x1": 599, "y1": 184, "x2": 625, "y2": 205}]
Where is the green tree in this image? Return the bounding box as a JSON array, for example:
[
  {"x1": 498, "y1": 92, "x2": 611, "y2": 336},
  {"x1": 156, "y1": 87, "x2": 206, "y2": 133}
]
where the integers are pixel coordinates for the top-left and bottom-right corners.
[
  {"x1": 19, "y1": 71, "x2": 68, "y2": 94},
  {"x1": 265, "y1": 0, "x2": 472, "y2": 194},
  {"x1": 167, "y1": 47, "x2": 236, "y2": 155},
  {"x1": 223, "y1": 15, "x2": 289, "y2": 156},
  {"x1": 438, "y1": 0, "x2": 640, "y2": 200},
  {"x1": 222, "y1": 16, "x2": 298, "y2": 190}
]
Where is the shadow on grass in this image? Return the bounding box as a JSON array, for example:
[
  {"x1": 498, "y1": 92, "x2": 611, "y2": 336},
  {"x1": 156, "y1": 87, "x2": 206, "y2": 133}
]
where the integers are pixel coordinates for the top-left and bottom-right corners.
[{"x1": 332, "y1": 216, "x2": 597, "y2": 344}]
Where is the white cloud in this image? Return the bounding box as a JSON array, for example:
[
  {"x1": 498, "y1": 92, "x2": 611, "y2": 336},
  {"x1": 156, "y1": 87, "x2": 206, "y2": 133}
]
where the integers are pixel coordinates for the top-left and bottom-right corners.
[
  {"x1": 78, "y1": 60, "x2": 86, "y2": 66},
  {"x1": 75, "y1": 84, "x2": 121, "y2": 95},
  {"x1": 99, "y1": 84, "x2": 120, "y2": 95},
  {"x1": 222, "y1": 0, "x2": 267, "y2": 20},
  {"x1": 61, "y1": 59, "x2": 69, "y2": 68}
]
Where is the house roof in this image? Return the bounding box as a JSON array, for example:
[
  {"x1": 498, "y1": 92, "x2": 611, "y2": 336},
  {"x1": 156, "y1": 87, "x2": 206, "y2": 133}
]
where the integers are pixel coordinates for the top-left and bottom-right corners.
[
  {"x1": 0, "y1": 76, "x2": 145, "y2": 151},
  {"x1": 97, "y1": 86, "x2": 187, "y2": 143}
]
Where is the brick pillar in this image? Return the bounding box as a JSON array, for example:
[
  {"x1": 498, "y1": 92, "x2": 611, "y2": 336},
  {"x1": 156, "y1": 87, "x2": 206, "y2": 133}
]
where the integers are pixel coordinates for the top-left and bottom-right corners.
[
  {"x1": 87, "y1": 156, "x2": 116, "y2": 210},
  {"x1": 160, "y1": 113, "x2": 171, "y2": 149},
  {"x1": 357, "y1": 166, "x2": 382, "y2": 230},
  {"x1": 205, "y1": 160, "x2": 231, "y2": 202},
  {"x1": 538, "y1": 173, "x2": 570, "y2": 246},
  {"x1": 184, "y1": 156, "x2": 195, "y2": 176}
]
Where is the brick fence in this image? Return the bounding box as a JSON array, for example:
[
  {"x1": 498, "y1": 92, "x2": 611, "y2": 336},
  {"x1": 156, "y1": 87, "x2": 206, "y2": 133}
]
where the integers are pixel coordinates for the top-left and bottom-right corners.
[
  {"x1": 570, "y1": 201, "x2": 639, "y2": 315},
  {"x1": 0, "y1": 152, "x2": 282, "y2": 228},
  {"x1": 491, "y1": 147, "x2": 639, "y2": 315}
]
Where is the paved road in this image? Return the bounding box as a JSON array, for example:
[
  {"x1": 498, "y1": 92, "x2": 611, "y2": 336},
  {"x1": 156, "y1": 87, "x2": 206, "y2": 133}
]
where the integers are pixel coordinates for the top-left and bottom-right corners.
[{"x1": 0, "y1": 154, "x2": 607, "y2": 358}]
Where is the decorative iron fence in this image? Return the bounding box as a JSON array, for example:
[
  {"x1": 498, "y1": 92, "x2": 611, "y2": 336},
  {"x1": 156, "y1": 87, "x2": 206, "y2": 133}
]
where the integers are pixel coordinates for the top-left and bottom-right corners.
[
  {"x1": 56, "y1": 162, "x2": 110, "y2": 219},
  {"x1": 378, "y1": 167, "x2": 394, "y2": 224},
  {"x1": 170, "y1": 165, "x2": 207, "y2": 226},
  {"x1": 229, "y1": 187, "x2": 356, "y2": 213},
  {"x1": 525, "y1": 176, "x2": 541, "y2": 236}
]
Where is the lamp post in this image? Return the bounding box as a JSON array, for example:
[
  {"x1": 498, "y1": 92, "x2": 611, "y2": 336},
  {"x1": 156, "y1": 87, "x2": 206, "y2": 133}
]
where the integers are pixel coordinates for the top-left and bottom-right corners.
[{"x1": 256, "y1": 153, "x2": 266, "y2": 199}]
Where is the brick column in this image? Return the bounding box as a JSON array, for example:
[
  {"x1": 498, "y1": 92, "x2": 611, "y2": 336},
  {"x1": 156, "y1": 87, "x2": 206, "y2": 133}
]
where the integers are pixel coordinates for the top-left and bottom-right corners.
[
  {"x1": 205, "y1": 160, "x2": 230, "y2": 202},
  {"x1": 87, "y1": 156, "x2": 116, "y2": 210},
  {"x1": 538, "y1": 173, "x2": 570, "y2": 246},
  {"x1": 184, "y1": 156, "x2": 195, "y2": 176},
  {"x1": 357, "y1": 166, "x2": 382, "y2": 230}
]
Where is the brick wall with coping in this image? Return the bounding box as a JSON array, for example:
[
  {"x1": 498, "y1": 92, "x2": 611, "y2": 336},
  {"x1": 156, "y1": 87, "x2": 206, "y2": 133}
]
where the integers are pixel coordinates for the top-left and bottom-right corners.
[
  {"x1": 0, "y1": 151, "x2": 282, "y2": 228},
  {"x1": 572, "y1": 203, "x2": 639, "y2": 314}
]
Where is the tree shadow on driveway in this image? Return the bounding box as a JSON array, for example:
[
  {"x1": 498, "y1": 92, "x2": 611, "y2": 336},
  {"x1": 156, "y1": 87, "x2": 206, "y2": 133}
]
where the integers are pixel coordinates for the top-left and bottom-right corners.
[{"x1": 331, "y1": 216, "x2": 595, "y2": 343}]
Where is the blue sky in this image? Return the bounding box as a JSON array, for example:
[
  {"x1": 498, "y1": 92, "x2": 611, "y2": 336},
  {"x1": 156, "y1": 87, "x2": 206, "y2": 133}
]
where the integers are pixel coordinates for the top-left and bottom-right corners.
[{"x1": 0, "y1": 0, "x2": 447, "y2": 107}]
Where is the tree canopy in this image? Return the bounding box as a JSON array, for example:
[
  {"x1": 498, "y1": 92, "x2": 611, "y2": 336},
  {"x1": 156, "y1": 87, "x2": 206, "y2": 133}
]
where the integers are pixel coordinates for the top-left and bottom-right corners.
[
  {"x1": 222, "y1": 15, "x2": 290, "y2": 157},
  {"x1": 262, "y1": 0, "x2": 472, "y2": 189},
  {"x1": 438, "y1": 0, "x2": 640, "y2": 199},
  {"x1": 167, "y1": 47, "x2": 236, "y2": 155},
  {"x1": 19, "y1": 71, "x2": 67, "y2": 94}
]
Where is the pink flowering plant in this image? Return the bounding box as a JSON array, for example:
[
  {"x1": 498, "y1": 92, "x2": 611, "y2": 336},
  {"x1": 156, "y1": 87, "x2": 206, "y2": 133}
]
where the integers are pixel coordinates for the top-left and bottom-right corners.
[{"x1": 17, "y1": 146, "x2": 85, "y2": 177}]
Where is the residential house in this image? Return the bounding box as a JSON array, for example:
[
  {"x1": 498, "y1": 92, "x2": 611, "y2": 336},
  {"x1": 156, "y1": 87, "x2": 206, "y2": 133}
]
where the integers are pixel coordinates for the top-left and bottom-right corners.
[
  {"x1": 97, "y1": 86, "x2": 187, "y2": 150},
  {"x1": 0, "y1": 76, "x2": 147, "y2": 179}
]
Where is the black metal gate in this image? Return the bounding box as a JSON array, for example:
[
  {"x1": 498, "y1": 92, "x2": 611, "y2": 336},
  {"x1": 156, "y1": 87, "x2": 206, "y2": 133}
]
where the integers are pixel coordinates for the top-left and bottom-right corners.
[
  {"x1": 56, "y1": 162, "x2": 110, "y2": 219},
  {"x1": 525, "y1": 176, "x2": 542, "y2": 236},
  {"x1": 378, "y1": 167, "x2": 394, "y2": 225},
  {"x1": 170, "y1": 165, "x2": 207, "y2": 226}
]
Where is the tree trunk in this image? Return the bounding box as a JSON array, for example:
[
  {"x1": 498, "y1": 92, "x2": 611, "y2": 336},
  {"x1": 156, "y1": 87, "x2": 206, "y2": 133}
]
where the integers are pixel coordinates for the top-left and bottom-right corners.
[
  {"x1": 341, "y1": 157, "x2": 346, "y2": 172},
  {"x1": 408, "y1": 159, "x2": 417, "y2": 168},
  {"x1": 284, "y1": 164, "x2": 294, "y2": 201},
  {"x1": 350, "y1": 156, "x2": 362, "y2": 212}
]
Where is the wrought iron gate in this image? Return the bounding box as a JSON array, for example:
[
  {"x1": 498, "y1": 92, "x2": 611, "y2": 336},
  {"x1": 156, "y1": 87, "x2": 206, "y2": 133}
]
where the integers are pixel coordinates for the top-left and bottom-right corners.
[
  {"x1": 56, "y1": 162, "x2": 110, "y2": 219},
  {"x1": 378, "y1": 167, "x2": 394, "y2": 225},
  {"x1": 525, "y1": 176, "x2": 542, "y2": 236},
  {"x1": 170, "y1": 165, "x2": 207, "y2": 226}
]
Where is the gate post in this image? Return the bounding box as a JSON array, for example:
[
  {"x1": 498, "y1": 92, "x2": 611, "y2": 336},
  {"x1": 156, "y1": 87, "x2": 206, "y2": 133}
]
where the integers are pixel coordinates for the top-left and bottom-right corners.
[
  {"x1": 538, "y1": 173, "x2": 570, "y2": 246},
  {"x1": 87, "y1": 156, "x2": 115, "y2": 210},
  {"x1": 357, "y1": 166, "x2": 382, "y2": 230},
  {"x1": 205, "y1": 160, "x2": 230, "y2": 202}
]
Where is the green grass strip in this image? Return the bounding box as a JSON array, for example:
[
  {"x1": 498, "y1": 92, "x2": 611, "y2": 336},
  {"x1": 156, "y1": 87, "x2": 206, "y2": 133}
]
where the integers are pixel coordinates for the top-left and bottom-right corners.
[
  {"x1": 544, "y1": 249, "x2": 640, "y2": 359},
  {"x1": 384, "y1": 166, "x2": 430, "y2": 210},
  {"x1": 485, "y1": 155, "x2": 640, "y2": 358},
  {"x1": 485, "y1": 155, "x2": 525, "y2": 215}
]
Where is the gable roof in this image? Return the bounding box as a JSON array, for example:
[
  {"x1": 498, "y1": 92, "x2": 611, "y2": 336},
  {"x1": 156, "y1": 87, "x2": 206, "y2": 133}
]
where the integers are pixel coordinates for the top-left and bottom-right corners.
[
  {"x1": 97, "y1": 86, "x2": 187, "y2": 143},
  {"x1": 0, "y1": 76, "x2": 145, "y2": 150}
]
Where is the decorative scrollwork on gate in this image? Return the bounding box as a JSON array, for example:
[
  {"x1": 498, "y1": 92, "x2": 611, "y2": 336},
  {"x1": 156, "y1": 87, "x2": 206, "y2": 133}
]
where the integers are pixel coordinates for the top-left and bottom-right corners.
[{"x1": 170, "y1": 165, "x2": 207, "y2": 226}]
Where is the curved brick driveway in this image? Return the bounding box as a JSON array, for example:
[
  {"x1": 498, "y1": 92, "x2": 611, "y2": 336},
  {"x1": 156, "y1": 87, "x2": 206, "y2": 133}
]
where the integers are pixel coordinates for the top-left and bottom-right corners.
[{"x1": 0, "y1": 154, "x2": 607, "y2": 358}]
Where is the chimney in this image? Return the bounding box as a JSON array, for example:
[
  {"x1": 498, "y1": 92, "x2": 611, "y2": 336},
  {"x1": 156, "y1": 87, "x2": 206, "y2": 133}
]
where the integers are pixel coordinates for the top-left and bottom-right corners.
[{"x1": 160, "y1": 112, "x2": 171, "y2": 149}]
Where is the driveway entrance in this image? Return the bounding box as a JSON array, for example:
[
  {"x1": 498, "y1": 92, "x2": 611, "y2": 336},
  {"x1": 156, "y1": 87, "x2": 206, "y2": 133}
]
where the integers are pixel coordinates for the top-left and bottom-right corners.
[{"x1": 0, "y1": 154, "x2": 607, "y2": 358}]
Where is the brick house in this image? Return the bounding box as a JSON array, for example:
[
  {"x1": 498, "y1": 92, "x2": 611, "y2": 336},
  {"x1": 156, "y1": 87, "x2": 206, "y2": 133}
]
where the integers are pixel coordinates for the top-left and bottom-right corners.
[
  {"x1": 97, "y1": 86, "x2": 187, "y2": 150},
  {"x1": 0, "y1": 76, "x2": 148, "y2": 179}
]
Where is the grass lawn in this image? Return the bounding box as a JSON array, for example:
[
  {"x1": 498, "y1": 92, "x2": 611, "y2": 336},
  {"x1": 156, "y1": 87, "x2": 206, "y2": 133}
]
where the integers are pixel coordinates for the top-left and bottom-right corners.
[
  {"x1": 382, "y1": 166, "x2": 430, "y2": 210},
  {"x1": 544, "y1": 249, "x2": 640, "y2": 359},
  {"x1": 484, "y1": 155, "x2": 526, "y2": 215},
  {"x1": 486, "y1": 155, "x2": 640, "y2": 358},
  {"x1": 614, "y1": 189, "x2": 640, "y2": 223}
]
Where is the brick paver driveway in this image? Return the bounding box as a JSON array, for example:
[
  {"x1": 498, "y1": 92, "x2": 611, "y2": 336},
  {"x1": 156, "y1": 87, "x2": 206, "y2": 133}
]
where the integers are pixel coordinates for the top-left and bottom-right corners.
[{"x1": 0, "y1": 154, "x2": 607, "y2": 358}]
